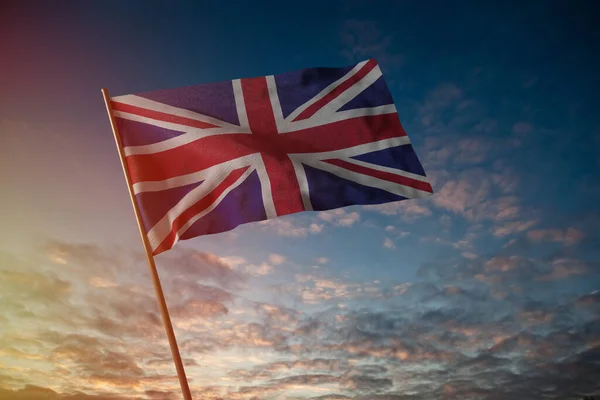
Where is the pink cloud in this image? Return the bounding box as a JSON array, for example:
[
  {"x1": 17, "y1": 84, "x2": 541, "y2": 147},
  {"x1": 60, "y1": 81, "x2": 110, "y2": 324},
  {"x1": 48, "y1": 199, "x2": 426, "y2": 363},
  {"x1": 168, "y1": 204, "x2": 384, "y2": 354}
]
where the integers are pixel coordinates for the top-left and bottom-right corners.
[
  {"x1": 364, "y1": 200, "x2": 432, "y2": 218},
  {"x1": 493, "y1": 219, "x2": 537, "y2": 237},
  {"x1": 464, "y1": 196, "x2": 520, "y2": 222},
  {"x1": 518, "y1": 310, "x2": 554, "y2": 325},
  {"x1": 564, "y1": 228, "x2": 585, "y2": 245},
  {"x1": 433, "y1": 179, "x2": 489, "y2": 213},
  {"x1": 527, "y1": 229, "x2": 564, "y2": 242},
  {"x1": 383, "y1": 238, "x2": 396, "y2": 249},
  {"x1": 422, "y1": 136, "x2": 493, "y2": 169},
  {"x1": 268, "y1": 254, "x2": 286, "y2": 265},
  {"x1": 259, "y1": 218, "x2": 323, "y2": 237},
  {"x1": 495, "y1": 205, "x2": 521, "y2": 220},
  {"x1": 171, "y1": 299, "x2": 228, "y2": 319},
  {"x1": 527, "y1": 228, "x2": 584, "y2": 246},
  {"x1": 484, "y1": 256, "x2": 522, "y2": 272},
  {"x1": 537, "y1": 259, "x2": 588, "y2": 281}
]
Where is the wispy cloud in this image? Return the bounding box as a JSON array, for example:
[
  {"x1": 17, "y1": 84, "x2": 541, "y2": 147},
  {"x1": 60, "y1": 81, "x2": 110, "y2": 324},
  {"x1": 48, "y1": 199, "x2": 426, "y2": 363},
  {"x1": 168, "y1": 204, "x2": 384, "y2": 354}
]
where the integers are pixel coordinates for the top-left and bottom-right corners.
[
  {"x1": 363, "y1": 200, "x2": 432, "y2": 219},
  {"x1": 258, "y1": 218, "x2": 324, "y2": 237},
  {"x1": 318, "y1": 209, "x2": 361, "y2": 227},
  {"x1": 433, "y1": 178, "x2": 490, "y2": 214},
  {"x1": 268, "y1": 254, "x2": 286, "y2": 265},
  {"x1": 528, "y1": 228, "x2": 584, "y2": 246},
  {"x1": 493, "y1": 219, "x2": 538, "y2": 237}
]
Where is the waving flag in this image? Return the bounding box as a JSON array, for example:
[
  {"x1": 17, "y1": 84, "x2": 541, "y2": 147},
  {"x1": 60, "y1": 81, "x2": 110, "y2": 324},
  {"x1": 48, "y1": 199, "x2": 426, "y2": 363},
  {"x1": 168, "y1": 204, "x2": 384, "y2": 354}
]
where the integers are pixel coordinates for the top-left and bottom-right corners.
[{"x1": 110, "y1": 59, "x2": 433, "y2": 255}]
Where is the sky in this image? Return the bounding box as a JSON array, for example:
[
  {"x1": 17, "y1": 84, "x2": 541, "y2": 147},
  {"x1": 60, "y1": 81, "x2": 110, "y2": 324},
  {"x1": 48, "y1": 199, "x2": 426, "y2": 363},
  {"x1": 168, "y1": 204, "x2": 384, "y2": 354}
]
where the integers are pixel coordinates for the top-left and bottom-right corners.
[{"x1": 1, "y1": 0, "x2": 600, "y2": 399}]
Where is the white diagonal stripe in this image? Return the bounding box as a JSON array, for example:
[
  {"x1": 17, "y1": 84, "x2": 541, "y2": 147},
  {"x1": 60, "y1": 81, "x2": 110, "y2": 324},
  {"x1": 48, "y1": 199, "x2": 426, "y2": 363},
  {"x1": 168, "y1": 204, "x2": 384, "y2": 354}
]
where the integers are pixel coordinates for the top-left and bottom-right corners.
[
  {"x1": 132, "y1": 154, "x2": 259, "y2": 194},
  {"x1": 115, "y1": 110, "x2": 249, "y2": 156},
  {"x1": 300, "y1": 158, "x2": 433, "y2": 200},
  {"x1": 290, "y1": 158, "x2": 313, "y2": 211},
  {"x1": 147, "y1": 166, "x2": 255, "y2": 251},
  {"x1": 254, "y1": 157, "x2": 277, "y2": 218},
  {"x1": 337, "y1": 156, "x2": 430, "y2": 182},
  {"x1": 266, "y1": 75, "x2": 285, "y2": 132},
  {"x1": 290, "y1": 136, "x2": 411, "y2": 161},
  {"x1": 146, "y1": 171, "x2": 227, "y2": 250},
  {"x1": 283, "y1": 60, "x2": 369, "y2": 123},
  {"x1": 171, "y1": 167, "x2": 255, "y2": 248},
  {"x1": 120, "y1": 125, "x2": 249, "y2": 156},
  {"x1": 281, "y1": 104, "x2": 397, "y2": 133},
  {"x1": 308, "y1": 65, "x2": 382, "y2": 122},
  {"x1": 232, "y1": 79, "x2": 249, "y2": 129},
  {"x1": 113, "y1": 94, "x2": 241, "y2": 130}
]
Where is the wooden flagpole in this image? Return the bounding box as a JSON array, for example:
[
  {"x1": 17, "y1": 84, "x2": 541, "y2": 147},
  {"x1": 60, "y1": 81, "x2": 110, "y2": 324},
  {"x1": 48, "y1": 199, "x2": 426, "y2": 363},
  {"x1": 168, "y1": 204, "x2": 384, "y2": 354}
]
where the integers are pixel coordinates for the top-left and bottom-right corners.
[{"x1": 101, "y1": 88, "x2": 193, "y2": 400}]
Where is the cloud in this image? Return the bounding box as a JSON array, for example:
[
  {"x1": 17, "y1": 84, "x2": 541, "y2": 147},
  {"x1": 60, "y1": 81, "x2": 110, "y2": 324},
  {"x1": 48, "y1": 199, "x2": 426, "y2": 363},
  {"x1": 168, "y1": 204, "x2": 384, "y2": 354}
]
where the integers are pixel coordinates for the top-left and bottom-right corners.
[
  {"x1": 493, "y1": 219, "x2": 537, "y2": 237},
  {"x1": 218, "y1": 255, "x2": 246, "y2": 267},
  {"x1": 576, "y1": 290, "x2": 600, "y2": 308},
  {"x1": 0, "y1": 266, "x2": 71, "y2": 307},
  {"x1": 564, "y1": 227, "x2": 586, "y2": 245},
  {"x1": 383, "y1": 238, "x2": 395, "y2": 249},
  {"x1": 259, "y1": 218, "x2": 324, "y2": 237},
  {"x1": 363, "y1": 200, "x2": 432, "y2": 219},
  {"x1": 484, "y1": 256, "x2": 524, "y2": 273},
  {"x1": 165, "y1": 248, "x2": 247, "y2": 289},
  {"x1": 318, "y1": 209, "x2": 361, "y2": 227},
  {"x1": 527, "y1": 228, "x2": 585, "y2": 246},
  {"x1": 0, "y1": 386, "x2": 141, "y2": 400},
  {"x1": 268, "y1": 254, "x2": 286, "y2": 265},
  {"x1": 42, "y1": 240, "x2": 123, "y2": 275},
  {"x1": 50, "y1": 334, "x2": 147, "y2": 387},
  {"x1": 462, "y1": 252, "x2": 478, "y2": 260},
  {"x1": 285, "y1": 275, "x2": 390, "y2": 305},
  {"x1": 245, "y1": 262, "x2": 274, "y2": 276},
  {"x1": 423, "y1": 136, "x2": 497, "y2": 170},
  {"x1": 343, "y1": 375, "x2": 393, "y2": 393},
  {"x1": 432, "y1": 176, "x2": 490, "y2": 214},
  {"x1": 536, "y1": 258, "x2": 589, "y2": 281},
  {"x1": 170, "y1": 298, "x2": 229, "y2": 319},
  {"x1": 3, "y1": 238, "x2": 600, "y2": 400}
]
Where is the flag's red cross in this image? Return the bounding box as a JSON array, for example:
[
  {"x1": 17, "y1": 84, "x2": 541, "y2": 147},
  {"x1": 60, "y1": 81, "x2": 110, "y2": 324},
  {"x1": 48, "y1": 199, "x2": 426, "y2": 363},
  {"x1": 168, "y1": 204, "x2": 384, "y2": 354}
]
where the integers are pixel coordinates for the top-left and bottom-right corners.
[{"x1": 112, "y1": 61, "x2": 432, "y2": 253}]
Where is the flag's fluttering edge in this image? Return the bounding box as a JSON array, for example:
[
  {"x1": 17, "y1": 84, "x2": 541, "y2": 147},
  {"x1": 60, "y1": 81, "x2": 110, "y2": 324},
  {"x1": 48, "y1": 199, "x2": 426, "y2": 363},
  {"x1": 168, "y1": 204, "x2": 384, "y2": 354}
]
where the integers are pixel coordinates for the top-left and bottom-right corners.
[{"x1": 111, "y1": 59, "x2": 433, "y2": 255}]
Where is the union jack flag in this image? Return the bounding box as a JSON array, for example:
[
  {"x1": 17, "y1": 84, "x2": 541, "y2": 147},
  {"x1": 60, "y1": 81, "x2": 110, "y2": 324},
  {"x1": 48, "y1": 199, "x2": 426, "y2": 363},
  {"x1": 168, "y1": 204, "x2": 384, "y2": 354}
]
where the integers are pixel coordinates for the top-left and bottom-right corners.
[{"x1": 110, "y1": 59, "x2": 433, "y2": 255}]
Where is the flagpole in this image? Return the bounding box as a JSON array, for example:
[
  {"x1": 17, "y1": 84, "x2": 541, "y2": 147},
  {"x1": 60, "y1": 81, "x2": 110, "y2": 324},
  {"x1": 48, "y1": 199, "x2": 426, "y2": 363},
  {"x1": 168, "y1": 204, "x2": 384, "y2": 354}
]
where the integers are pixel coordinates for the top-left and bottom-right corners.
[{"x1": 101, "y1": 88, "x2": 193, "y2": 400}]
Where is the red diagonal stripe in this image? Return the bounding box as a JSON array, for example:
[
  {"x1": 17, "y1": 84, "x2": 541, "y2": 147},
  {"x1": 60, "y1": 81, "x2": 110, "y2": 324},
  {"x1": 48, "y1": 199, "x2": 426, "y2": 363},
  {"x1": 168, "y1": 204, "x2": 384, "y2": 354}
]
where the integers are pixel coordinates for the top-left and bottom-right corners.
[
  {"x1": 293, "y1": 59, "x2": 379, "y2": 122},
  {"x1": 323, "y1": 159, "x2": 433, "y2": 193},
  {"x1": 280, "y1": 113, "x2": 406, "y2": 154},
  {"x1": 152, "y1": 167, "x2": 249, "y2": 255},
  {"x1": 124, "y1": 133, "x2": 256, "y2": 183},
  {"x1": 112, "y1": 101, "x2": 218, "y2": 129}
]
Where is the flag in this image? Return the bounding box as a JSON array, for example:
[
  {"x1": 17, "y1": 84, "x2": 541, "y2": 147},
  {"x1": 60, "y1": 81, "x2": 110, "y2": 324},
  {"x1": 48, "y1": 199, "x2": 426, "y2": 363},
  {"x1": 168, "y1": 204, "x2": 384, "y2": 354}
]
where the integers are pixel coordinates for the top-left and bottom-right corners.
[{"x1": 110, "y1": 59, "x2": 433, "y2": 255}]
